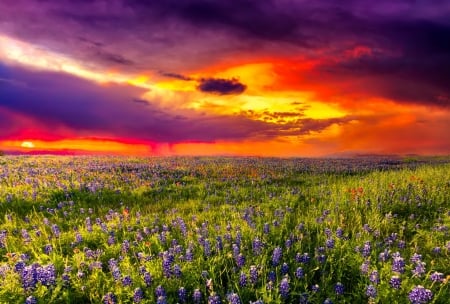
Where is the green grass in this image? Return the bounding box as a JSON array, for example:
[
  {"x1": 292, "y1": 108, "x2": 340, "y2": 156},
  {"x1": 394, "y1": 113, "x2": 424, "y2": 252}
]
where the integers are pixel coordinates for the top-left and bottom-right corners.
[{"x1": 0, "y1": 156, "x2": 449, "y2": 303}]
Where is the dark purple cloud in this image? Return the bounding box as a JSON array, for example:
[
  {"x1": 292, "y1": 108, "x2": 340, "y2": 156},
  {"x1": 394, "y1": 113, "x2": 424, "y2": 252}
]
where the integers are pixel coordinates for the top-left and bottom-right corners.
[
  {"x1": 198, "y1": 78, "x2": 246, "y2": 95},
  {"x1": 0, "y1": 0, "x2": 449, "y2": 107},
  {"x1": 0, "y1": 63, "x2": 346, "y2": 142}
]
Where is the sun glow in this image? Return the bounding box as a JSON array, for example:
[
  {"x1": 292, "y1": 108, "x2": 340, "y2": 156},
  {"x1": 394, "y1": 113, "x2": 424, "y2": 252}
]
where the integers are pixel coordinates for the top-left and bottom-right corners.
[{"x1": 20, "y1": 141, "x2": 35, "y2": 149}]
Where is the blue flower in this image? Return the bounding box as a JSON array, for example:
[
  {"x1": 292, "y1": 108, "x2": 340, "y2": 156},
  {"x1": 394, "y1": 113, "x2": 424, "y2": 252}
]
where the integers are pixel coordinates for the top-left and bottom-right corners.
[
  {"x1": 133, "y1": 288, "x2": 144, "y2": 303},
  {"x1": 178, "y1": 287, "x2": 187, "y2": 303},
  {"x1": 408, "y1": 286, "x2": 433, "y2": 304},
  {"x1": 227, "y1": 292, "x2": 241, "y2": 304},
  {"x1": 389, "y1": 275, "x2": 402, "y2": 289},
  {"x1": 272, "y1": 247, "x2": 282, "y2": 266},
  {"x1": 103, "y1": 292, "x2": 118, "y2": 304},
  {"x1": 192, "y1": 288, "x2": 202, "y2": 303},
  {"x1": 366, "y1": 284, "x2": 377, "y2": 298},
  {"x1": 279, "y1": 277, "x2": 290, "y2": 298},
  {"x1": 334, "y1": 282, "x2": 344, "y2": 295}
]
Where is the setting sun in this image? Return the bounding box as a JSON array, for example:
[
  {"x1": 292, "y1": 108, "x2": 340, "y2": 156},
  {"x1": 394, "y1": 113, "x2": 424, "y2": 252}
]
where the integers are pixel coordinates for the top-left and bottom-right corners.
[{"x1": 20, "y1": 141, "x2": 35, "y2": 149}]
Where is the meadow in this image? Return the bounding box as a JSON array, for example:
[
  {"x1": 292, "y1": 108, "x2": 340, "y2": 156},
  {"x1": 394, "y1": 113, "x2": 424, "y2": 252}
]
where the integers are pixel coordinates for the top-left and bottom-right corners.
[{"x1": 0, "y1": 156, "x2": 448, "y2": 303}]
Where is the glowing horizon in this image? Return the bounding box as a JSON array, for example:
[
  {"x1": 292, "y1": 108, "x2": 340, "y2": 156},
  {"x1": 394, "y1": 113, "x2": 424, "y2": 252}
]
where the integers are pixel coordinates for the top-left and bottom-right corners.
[{"x1": 0, "y1": 1, "x2": 449, "y2": 156}]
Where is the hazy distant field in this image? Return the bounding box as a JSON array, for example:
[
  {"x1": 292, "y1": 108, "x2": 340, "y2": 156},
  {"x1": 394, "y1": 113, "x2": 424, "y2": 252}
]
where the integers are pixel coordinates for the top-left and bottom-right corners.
[{"x1": 0, "y1": 156, "x2": 448, "y2": 303}]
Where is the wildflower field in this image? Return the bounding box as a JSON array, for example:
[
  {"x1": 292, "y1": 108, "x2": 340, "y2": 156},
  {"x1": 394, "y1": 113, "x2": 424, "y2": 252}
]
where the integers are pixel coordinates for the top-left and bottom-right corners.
[{"x1": 0, "y1": 156, "x2": 448, "y2": 304}]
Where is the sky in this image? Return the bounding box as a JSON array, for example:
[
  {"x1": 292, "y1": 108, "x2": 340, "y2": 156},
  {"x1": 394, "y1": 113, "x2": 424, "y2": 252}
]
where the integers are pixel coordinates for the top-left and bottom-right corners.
[{"x1": 0, "y1": 0, "x2": 449, "y2": 156}]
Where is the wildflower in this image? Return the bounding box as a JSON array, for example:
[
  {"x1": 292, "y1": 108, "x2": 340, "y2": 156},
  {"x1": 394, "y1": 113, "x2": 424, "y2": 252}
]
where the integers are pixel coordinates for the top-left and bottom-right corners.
[
  {"x1": 208, "y1": 292, "x2": 221, "y2": 304},
  {"x1": 392, "y1": 252, "x2": 405, "y2": 273},
  {"x1": 193, "y1": 288, "x2": 202, "y2": 303},
  {"x1": 235, "y1": 253, "x2": 245, "y2": 268},
  {"x1": 311, "y1": 284, "x2": 320, "y2": 292},
  {"x1": 44, "y1": 244, "x2": 53, "y2": 254},
  {"x1": 155, "y1": 285, "x2": 166, "y2": 298},
  {"x1": 389, "y1": 275, "x2": 402, "y2": 289},
  {"x1": 103, "y1": 292, "x2": 118, "y2": 304},
  {"x1": 173, "y1": 264, "x2": 182, "y2": 278},
  {"x1": 412, "y1": 262, "x2": 426, "y2": 277},
  {"x1": 133, "y1": 288, "x2": 144, "y2": 303},
  {"x1": 156, "y1": 296, "x2": 167, "y2": 304},
  {"x1": 336, "y1": 227, "x2": 344, "y2": 239},
  {"x1": 25, "y1": 296, "x2": 37, "y2": 304},
  {"x1": 408, "y1": 285, "x2": 433, "y2": 304},
  {"x1": 430, "y1": 271, "x2": 444, "y2": 282},
  {"x1": 363, "y1": 285, "x2": 377, "y2": 300},
  {"x1": 279, "y1": 277, "x2": 290, "y2": 298},
  {"x1": 239, "y1": 272, "x2": 247, "y2": 287},
  {"x1": 362, "y1": 241, "x2": 371, "y2": 257},
  {"x1": 249, "y1": 265, "x2": 258, "y2": 284},
  {"x1": 323, "y1": 298, "x2": 333, "y2": 304},
  {"x1": 295, "y1": 267, "x2": 304, "y2": 279},
  {"x1": 122, "y1": 275, "x2": 132, "y2": 286},
  {"x1": 227, "y1": 293, "x2": 241, "y2": 304},
  {"x1": 272, "y1": 247, "x2": 282, "y2": 266},
  {"x1": 335, "y1": 282, "x2": 344, "y2": 295},
  {"x1": 252, "y1": 237, "x2": 263, "y2": 255},
  {"x1": 281, "y1": 262, "x2": 289, "y2": 275},
  {"x1": 369, "y1": 270, "x2": 380, "y2": 284},
  {"x1": 178, "y1": 287, "x2": 187, "y2": 303},
  {"x1": 326, "y1": 238, "x2": 335, "y2": 249}
]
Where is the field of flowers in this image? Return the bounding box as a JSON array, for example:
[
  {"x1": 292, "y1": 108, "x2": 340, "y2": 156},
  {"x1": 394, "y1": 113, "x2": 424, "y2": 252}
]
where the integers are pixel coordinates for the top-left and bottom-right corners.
[{"x1": 0, "y1": 156, "x2": 448, "y2": 303}]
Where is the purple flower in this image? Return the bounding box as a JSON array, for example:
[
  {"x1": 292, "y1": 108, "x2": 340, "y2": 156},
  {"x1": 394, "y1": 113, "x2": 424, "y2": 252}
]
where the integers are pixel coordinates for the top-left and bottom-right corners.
[
  {"x1": 336, "y1": 227, "x2": 344, "y2": 239},
  {"x1": 133, "y1": 288, "x2": 144, "y2": 303},
  {"x1": 193, "y1": 289, "x2": 202, "y2": 303},
  {"x1": 178, "y1": 287, "x2": 187, "y2": 303},
  {"x1": 208, "y1": 292, "x2": 221, "y2": 304},
  {"x1": 44, "y1": 244, "x2": 53, "y2": 254},
  {"x1": 155, "y1": 285, "x2": 166, "y2": 298},
  {"x1": 410, "y1": 253, "x2": 423, "y2": 263},
  {"x1": 239, "y1": 272, "x2": 247, "y2": 287},
  {"x1": 173, "y1": 264, "x2": 182, "y2": 278},
  {"x1": 25, "y1": 296, "x2": 37, "y2": 304},
  {"x1": 252, "y1": 237, "x2": 263, "y2": 255},
  {"x1": 281, "y1": 263, "x2": 289, "y2": 275},
  {"x1": 103, "y1": 292, "x2": 118, "y2": 304},
  {"x1": 295, "y1": 267, "x2": 304, "y2": 279},
  {"x1": 227, "y1": 293, "x2": 241, "y2": 304},
  {"x1": 51, "y1": 224, "x2": 60, "y2": 238},
  {"x1": 122, "y1": 275, "x2": 132, "y2": 286},
  {"x1": 235, "y1": 253, "x2": 245, "y2": 268},
  {"x1": 272, "y1": 247, "x2": 282, "y2": 266},
  {"x1": 412, "y1": 262, "x2": 426, "y2": 278},
  {"x1": 392, "y1": 252, "x2": 405, "y2": 273},
  {"x1": 369, "y1": 270, "x2": 380, "y2": 284},
  {"x1": 389, "y1": 275, "x2": 402, "y2": 289},
  {"x1": 430, "y1": 271, "x2": 444, "y2": 282},
  {"x1": 334, "y1": 282, "x2": 344, "y2": 295},
  {"x1": 366, "y1": 284, "x2": 377, "y2": 298},
  {"x1": 156, "y1": 296, "x2": 167, "y2": 304},
  {"x1": 362, "y1": 241, "x2": 371, "y2": 257},
  {"x1": 408, "y1": 286, "x2": 433, "y2": 304},
  {"x1": 326, "y1": 238, "x2": 335, "y2": 249},
  {"x1": 279, "y1": 277, "x2": 290, "y2": 298},
  {"x1": 249, "y1": 265, "x2": 259, "y2": 284}
]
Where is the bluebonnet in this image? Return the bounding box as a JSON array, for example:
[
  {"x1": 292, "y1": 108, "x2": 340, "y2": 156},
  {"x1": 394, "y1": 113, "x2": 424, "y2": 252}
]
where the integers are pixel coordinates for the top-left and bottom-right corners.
[
  {"x1": 103, "y1": 292, "x2": 118, "y2": 304},
  {"x1": 369, "y1": 270, "x2": 380, "y2": 284},
  {"x1": 430, "y1": 271, "x2": 444, "y2": 282},
  {"x1": 272, "y1": 247, "x2": 282, "y2": 266},
  {"x1": 279, "y1": 277, "x2": 290, "y2": 298},
  {"x1": 178, "y1": 287, "x2": 187, "y2": 303},
  {"x1": 155, "y1": 285, "x2": 166, "y2": 298},
  {"x1": 389, "y1": 275, "x2": 402, "y2": 289},
  {"x1": 362, "y1": 241, "x2": 371, "y2": 257},
  {"x1": 295, "y1": 267, "x2": 304, "y2": 279},
  {"x1": 193, "y1": 288, "x2": 202, "y2": 303},
  {"x1": 227, "y1": 293, "x2": 241, "y2": 304},
  {"x1": 25, "y1": 296, "x2": 37, "y2": 304},
  {"x1": 208, "y1": 292, "x2": 221, "y2": 304},
  {"x1": 239, "y1": 272, "x2": 247, "y2": 287},
  {"x1": 122, "y1": 275, "x2": 132, "y2": 286},
  {"x1": 156, "y1": 296, "x2": 167, "y2": 304},
  {"x1": 408, "y1": 286, "x2": 433, "y2": 304},
  {"x1": 281, "y1": 263, "x2": 289, "y2": 275},
  {"x1": 249, "y1": 265, "x2": 258, "y2": 284},
  {"x1": 392, "y1": 252, "x2": 405, "y2": 273},
  {"x1": 252, "y1": 237, "x2": 263, "y2": 255},
  {"x1": 412, "y1": 262, "x2": 426, "y2": 277},
  {"x1": 235, "y1": 253, "x2": 245, "y2": 268},
  {"x1": 51, "y1": 224, "x2": 61, "y2": 238},
  {"x1": 335, "y1": 282, "x2": 344, "y2": 295},
  {"x1": 216, "y1": 236, "x2": 223, "y2": 251},
  {"x1": 326, "y1": 238, "x2": 335, "y2": 249},
  {"x1": 133, "y1": 288, "x2": 144, "y2": 303},
  {"x1": 173, "y1": 264, "x2": 182, "y2": 278},
  {"x1": 366, "y1": 284, "x2": 377, "y2": 298}
]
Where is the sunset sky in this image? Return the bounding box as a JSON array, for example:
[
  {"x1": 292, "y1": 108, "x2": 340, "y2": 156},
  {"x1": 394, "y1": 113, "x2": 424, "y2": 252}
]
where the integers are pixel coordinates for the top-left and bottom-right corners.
[{"x1": 0, "y1": 0, "x2": 449, "y2": 156}]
